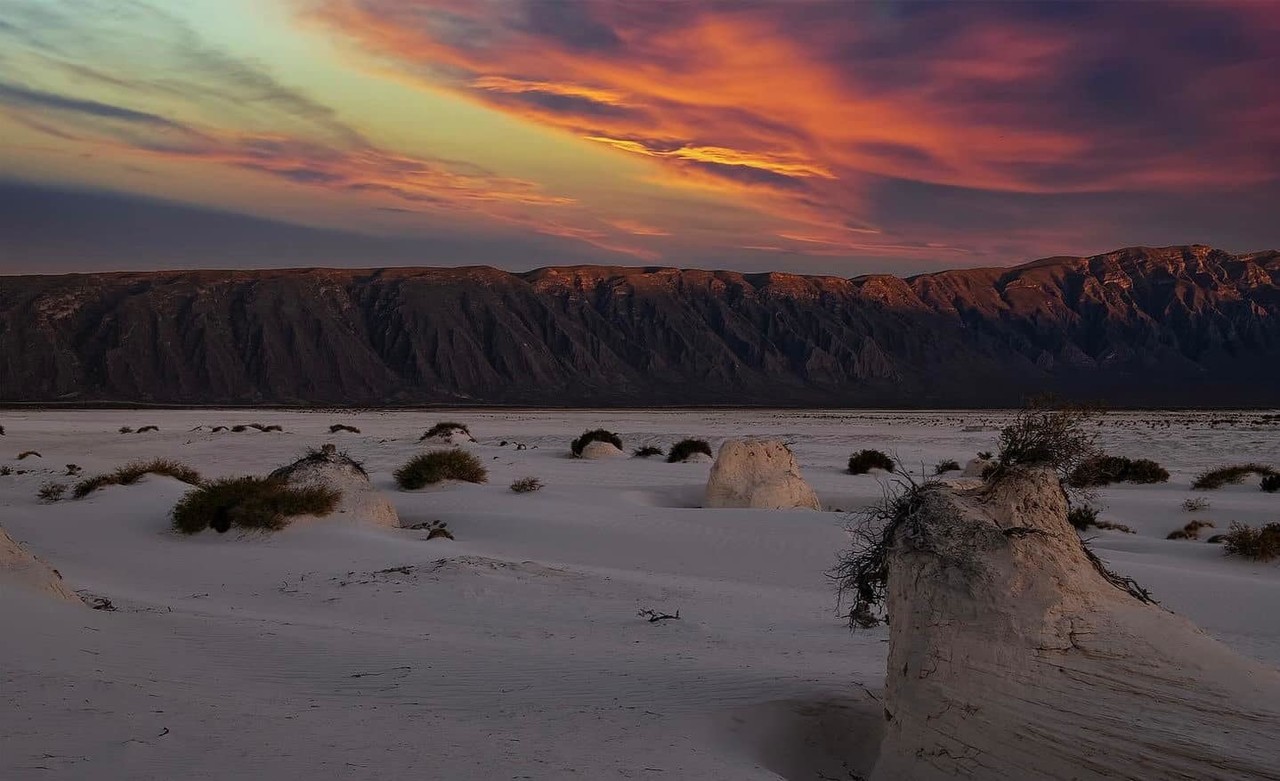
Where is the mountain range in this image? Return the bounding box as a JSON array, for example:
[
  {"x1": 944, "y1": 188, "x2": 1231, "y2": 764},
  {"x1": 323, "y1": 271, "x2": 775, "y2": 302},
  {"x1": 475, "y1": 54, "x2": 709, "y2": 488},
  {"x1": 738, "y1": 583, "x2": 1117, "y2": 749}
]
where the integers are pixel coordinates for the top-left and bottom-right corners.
[{"x1": 2, "y1": 244, "x2": 1277, "y2": 407}]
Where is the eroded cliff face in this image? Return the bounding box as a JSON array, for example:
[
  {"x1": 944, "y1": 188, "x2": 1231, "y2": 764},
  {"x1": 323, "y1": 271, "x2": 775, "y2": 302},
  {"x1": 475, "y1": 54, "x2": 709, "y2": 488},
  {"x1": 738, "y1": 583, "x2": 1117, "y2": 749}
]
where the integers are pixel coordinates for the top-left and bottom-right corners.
[{"x1": 1, "y1": 245, "x2": 1276, "y2": 406}]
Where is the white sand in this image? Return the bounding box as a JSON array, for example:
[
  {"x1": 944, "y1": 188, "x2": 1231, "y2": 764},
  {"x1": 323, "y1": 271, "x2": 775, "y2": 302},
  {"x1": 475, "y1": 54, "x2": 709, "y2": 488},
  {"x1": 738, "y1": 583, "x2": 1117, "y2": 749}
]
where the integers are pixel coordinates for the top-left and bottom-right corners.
[{"x1": 1, "y1": 409, "x2": 1278, "y2": 779}]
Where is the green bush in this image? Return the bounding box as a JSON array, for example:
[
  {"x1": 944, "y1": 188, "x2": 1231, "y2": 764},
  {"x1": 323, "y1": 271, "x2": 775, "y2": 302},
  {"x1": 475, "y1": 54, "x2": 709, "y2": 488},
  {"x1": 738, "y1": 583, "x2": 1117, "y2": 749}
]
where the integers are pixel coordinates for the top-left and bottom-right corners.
[
  {"x1": 74, "y1": 458, "x2": 202, "y2": 499},
  {"x1": 633, "y1": 445, "x2": 664, "y2": 458},
  {"x1": 394, "y1": 449, "x2": 487, "y2": 489},
  {"x1": 1069, "y1": 455, "x2": 1169, "y2": 488},
  {"x1": 667, "y1": 439, "x2": 712, "y2": 463},
  {"x1": 171, "y1": 477, "x2": 340, "y2": 534},
  {"x1": 1192, "y1": 463, "x2": 1278, "y2": 491},
  {"x1": 847, "y1": 449, "x2": 894, "y2": 475},
  {"x1": 1221, "y1": 522, "x2": 1280, "y2": 561},
  {"x1": 933, "y1": 459, "x2": 961, "y2": 475},
  {"x1": 571, "y1": 429, "x2": 622, "y2": 457}
]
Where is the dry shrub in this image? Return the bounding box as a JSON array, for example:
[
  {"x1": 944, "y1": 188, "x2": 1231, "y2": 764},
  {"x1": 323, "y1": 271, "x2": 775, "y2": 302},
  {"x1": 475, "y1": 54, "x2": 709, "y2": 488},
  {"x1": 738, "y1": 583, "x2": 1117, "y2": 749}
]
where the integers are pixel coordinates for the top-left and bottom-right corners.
[
  {"x1": 847, "y1": 449, "x2": 895, "y2": 475},
  {"x1": 17, "y1": 451, "x2": 41, "y2": 460},
  {"x1": 74, "y1": 458, "x2": 201, "y2": 499},
  {"x1": 510, "y1": 476, "x2": 543, "y2": 494},
  {"x1": 1168, "y1": 520, "x2": 1216, "y2": 540},
  {"x1": 571, "y1": 429, "x2": 622, "y2": 457},
  {"x1": 1262, "y1": 474, "x2": 1280, "y2": 493},
  {"x1": 329, "y1": 424, "x2": 361, "y2": 434},
  {"x1": 421, "y1": 422, "x2": 471, "y2": 441},
  {"x1": 990, "y1": 401, "x2": 1100, "y2": 485},
  {"x1": 633, "y1": 445, "x2": 664, "y2": 458},
  {"x1": 37, "y1": 482, "x2": 67, "y2": 503},
  {"x1": 1182, "y1": 497, "x2": 1210, "y2": 512},
  {"x1": 933, "y1": 459, "x2": 961, "y2": 475},
  {"x1": 1221, "y1": 522, "x2": 1280, "y2": 561},
  {"x1": 667, "y1": 439, "x2": 712, "y2": 463},
  {"x1": 1192, "y1": 463, "x2": 1278, "y2": 491},
  {"x1": 171, "y1": 476, "x2": 340, "y2": 535},
  {"x1": 1069, "y1": 455, "x2": 1169, "y2": 488},
  {"x1": 394, "y1": 449, "x2": 487, "y2": 489},
  {"x1": 1067, "y1": 505, "x2": 1101, "y2": 530}
]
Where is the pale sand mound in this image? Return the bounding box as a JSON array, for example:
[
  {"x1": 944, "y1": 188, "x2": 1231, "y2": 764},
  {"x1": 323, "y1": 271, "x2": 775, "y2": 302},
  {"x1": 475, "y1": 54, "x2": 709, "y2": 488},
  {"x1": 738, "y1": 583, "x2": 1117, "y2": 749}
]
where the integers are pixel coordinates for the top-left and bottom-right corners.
[
  {"x1": 579, "y1": 441, "x2": 626, "y2": 459},
  {"x1": 872, "y1": 468, "x2": 1280, "y2": 780},
  {"x1": 960, "y1": 456, "x2": 993, "y2": 478},
  {"x1": 705, "y1": 439, "x2": 820, "y2": 510},
  {"x1": 269, "y1": 446, "x2": 399, "y2": 528},
  {"x1": 1, "y1": 526, "x2": 80, "y2": 604}
]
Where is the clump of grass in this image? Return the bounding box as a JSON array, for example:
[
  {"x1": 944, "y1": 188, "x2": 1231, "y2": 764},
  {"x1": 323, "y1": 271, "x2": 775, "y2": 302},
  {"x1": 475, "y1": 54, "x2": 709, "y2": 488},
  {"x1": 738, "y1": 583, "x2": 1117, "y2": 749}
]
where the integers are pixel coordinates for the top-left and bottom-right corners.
[
  {"x1": 73, "y1": 458, "x2": 202, "y2": 499},
  {"x1": 17, "y1": 451, "x2": 40, "y2": 460},
  {"x1": 933, "y1": 459, "x2": 961, "y2": 475},
  {"x1": 1192, "y1": 463, "x2": 1278, "y2": 491},
  {"x1": 1220, "y1": 522, "x2": 1280, "y2": 561},
  {"x1": 420, "y1": 422, "x2": 471, "y2": 441},
  {"x1": 1095, "y1": 520, "x2": 1135, "y2": 534},
  {"x1": 171, "y1": 476, "x2": 340, "y2": 535},
  {"x1": 0, "y1": 465, "x2": 12, "y2": 476},
  {"x1": 0, "y1": 425, "x2": 5, "y2": 435},
  {"x1": 209, "y1": 426, "x2": 228, "y2": 433},
  {"x1": 510, "y1": 476, "x2": 543, "y2": 494},
  {"x1": 1262, "y1": 474, "x2": 1280, "y2": 493},
  {"x1": 571, "y1": 429, "x2": 622, "y2": 457},
  {"x1": 119, "y1": 426, "x2": 133, "y2": 434},
  {"x1": 1069, "y1": 455, "x2": 1169, "y2": 488},
  {"x1": 136, "y1": 425, "x2": 159, "y2": 433},
  {"x1": 1067, "y1": 504, "x2": 1100, "y2": 530},
  {"x1": 847, "y1": 449, "x2": 894, "y2": 475},
  {"x1": 329, "y1": 424, "x2": 361, "y2": 434},
  {"x1": 394, "y1": 449, "x2": 487, "y2": 490},
  {"x1": 989, "y1": 401, "x2": 1100, "y2": 485},
  {"x1": 231, "y1": 425, "x2": 250, "y2": 433},
  {"x1": 270, "y1": 445, "x2": 366, "y2": 480},
  {"x1": 1182, "y1": 497, "x2": 1210, "y2": 512},
  {"x1": 37, "y1": 482, "x2": 67, "y2": 503},
  {"x1": 65, "y1": 464, "x2": 82, "y2": 476},
  {"x1": 1168, "y1": 520, "x2": 1216, "y2": 540},
  {"x1": 633, "y1": 445, "x2": 664, "y2": 458},
  {"x1": 667, "y1": 439, "x2": 712, "y2": 463}
]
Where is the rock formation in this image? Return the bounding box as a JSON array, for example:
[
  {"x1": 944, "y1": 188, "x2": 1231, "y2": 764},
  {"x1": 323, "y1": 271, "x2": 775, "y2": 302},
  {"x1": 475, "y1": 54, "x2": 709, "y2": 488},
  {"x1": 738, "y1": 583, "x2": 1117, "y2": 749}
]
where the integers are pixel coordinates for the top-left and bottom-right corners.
[
  {"x1": 578, "y1": 441, "x2": 626, "y2": 460},
  {"x1": 0, "y1": 526, "x2": 80, "y2": 604},
  {"x1": 269, "y1": 445, "x2": 399, "y2": 528},
  {"x1": 2, "y1": 245, "x2": 1277, "y2": 407},
  {"x1": 871, "y1": 468, "x2": 1280, "y2": 780},
  {"x1": 705, "y1": 439, "x2": 821, "y2": 510}
]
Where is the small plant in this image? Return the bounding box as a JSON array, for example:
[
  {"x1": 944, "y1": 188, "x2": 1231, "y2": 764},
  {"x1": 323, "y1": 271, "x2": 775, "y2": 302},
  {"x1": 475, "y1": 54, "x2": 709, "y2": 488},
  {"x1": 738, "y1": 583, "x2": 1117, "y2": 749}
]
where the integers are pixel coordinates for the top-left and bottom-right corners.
[
  {"x1": 1182, "y1": 497, "x2": 1210, "y2": 512},
  {"x1": 990, "y1": 401, "x2": 1100, "y2": 484},
  {"x1": 633, "y1": 445, "x2": 664, "y2": 458},
  {"x1": 667, "y1": 439, "x2": 712, "y2": 463},
  {"x1": 510, "y1": 476, "x2": 543, "y2": 494},
  {"x1": 329, "y1": 424, "x2": 361, "y2": 434},
  {"x1": 231, "y1": 425, "x2": 249, "y2": 433},
  {"x1": 1220, "y1": 522, "x2": 1280, "y2": 561},
  {"x1": 425, "y1": 520, "x2": 454, "y2": 540},
  {"x1": 933, "y1": 459, "x2": 961, "y2": 475},
  {"x1": 1067, "y1": 505, "x2": 1100, "y2": 531},
  {"x1": 209, "y1": 426, "x2": 227, "y2": 433},
  {"x1": 394, "y1": 449, "x2": 487, "y2": 489},
  {"x1": 1192, "y1": 463, "x2": 1278, "y2": 491},
  {"x1": 0, "y1": 465, "x2": 11, "y2": 476},
  {"x1": 119, "y1": 426, "x2": 133, "y2": 434},
  {"x1": 421, "y1": 422, "x2": 471, "y2": 441},
  {"x1": 1069, "y1": 455, "x2": 1169, "y2": 488},
  {"x1": 1263, "y1": 474, "x2": 1280, "y2": 493},
  {"x1": 17, "y1": 451, "x2": 40, "y2": 460},
  {"x1": 65, "y1": 464, "x2": 82, "y2": 476},
  {"x1": 136, "y1": 425, "x2": 159, "y2": 433},
  {"x1": 37, "y1": 482, "x2": 67, "y2": 503},
  {"x1": 73, "y1": 458, "x2": 202, "y2": 499},
  {"x1": 0, "y1": 425, "x2": 5, "y2": 435},
  {"x1": 172, "y1": 476, "x2": 340, "y2": 535},
  {"x1": 1095, "y1": 520, "x2": 1135, "y2": 534},
  {"x1": 571, "y1": 429, "x2": 623, "y2": 457},
  {"x1": 847, "y1": 449, "x2": 895, "y2": 475},
  {"x1": 1168, "y1": 520, "x2": 1216, "y2": 541}
]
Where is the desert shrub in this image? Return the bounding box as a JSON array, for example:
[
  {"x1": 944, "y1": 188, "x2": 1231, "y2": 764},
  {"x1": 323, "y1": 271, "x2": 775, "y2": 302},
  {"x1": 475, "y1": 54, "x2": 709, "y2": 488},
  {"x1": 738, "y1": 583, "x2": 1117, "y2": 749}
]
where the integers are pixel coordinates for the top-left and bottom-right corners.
[
  {"x1": 37, "y1": 482, "x2": 67, "y2": 502},
  {"x1": 847, "y1": 449, "x2": 895, "y2": 475},
  {"x1": 209, "y1": 426, "x2": 227, "y2": 433},
  {"x1": 17, "y1": 451, "x2": 40, "y2": 460},
  {"x1": 1067, "y1": 505, "x2": 1101, "y2": 530},
  {"x1": 510, "y1": 476, "x2": 543, "y2": 493},
  {"x1": 1262, "y1": 474, "x2": 1280, "y2": 493},
  {"x1": 571, "y1": 429, "x2": 622, "y2": 457},
  {"x1": 271, "y1": 445, "x2": 366, "y2": 480},
  {"x1": 394, "y1": 449, "x2": 487, "y2": 489},
  {"x1": 329, "y1": 424, "x2": 361, "y2": 434},
  {"x1": 1168, "y1": 520, "x2": 1215, "y2": 540},
  {"x1": 261, "y1": 425, "x2": 283, "y2": 432},
  {"x1": 1221, "y1": 522, "x2": 1280, "y2": 561},
  {"x1": 0, "y1": 465, "x2": 11, "y2": 476},
  {"x1": 231, "y1": 425, "x2": 249, "y2": 433},
  {"x1": 933, "y1": 459, "x2": 961, "y2": 475},
  {"x1": 421, "y1": 422, "x2": 471, "y2": 441},
  {"x1": 1095, "y1": 520, "x2": 1135, "y2": 534},
  {"x1": 977, "y1": 451, "x2": 993, "y2": 460},
  {"x1": 74, "y1": 458, "x2": 202, "y2": 499},
  {"x1": 1069, "y1": 455, "x2": 1169, "y2": 488},
  {"x1": 136, "y1": 425, "x2": 159, "y2": 433},
  {"x1": 1182, "y1": 497, "x2": 1210, "y2": 512},
  {"x1": 0, "y1": 425, "x2": 5, "y2": 435},
  {"x1": 1192, "y1": 463, "x2": 1278, "y2": 491},
  {"x1": 65, "y1": 464, "x2": 81, "y2": 476},
  {"x1": 667, "y1": 439, "x2": 712, "y2": 463},
  {"x1": 633, "y1": 445, "x2": 664, "y2": 458},
  {"x1": 990, "y1": 401, "x2": 1099, "y2": 484},
  {"x1": 119, "y1": 426, "x2": 133, "y2": 434},
  {"x1": 171, "y1": 476, "x2": 340, "y2": 535}
]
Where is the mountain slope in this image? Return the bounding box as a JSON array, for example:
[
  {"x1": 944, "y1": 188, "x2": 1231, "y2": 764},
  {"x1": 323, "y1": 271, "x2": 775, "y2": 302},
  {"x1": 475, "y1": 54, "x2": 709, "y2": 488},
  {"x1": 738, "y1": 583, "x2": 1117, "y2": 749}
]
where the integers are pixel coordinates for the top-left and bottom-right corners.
[{"x1": 1, "y1": 245, "x2": 1277, "y2": 407}]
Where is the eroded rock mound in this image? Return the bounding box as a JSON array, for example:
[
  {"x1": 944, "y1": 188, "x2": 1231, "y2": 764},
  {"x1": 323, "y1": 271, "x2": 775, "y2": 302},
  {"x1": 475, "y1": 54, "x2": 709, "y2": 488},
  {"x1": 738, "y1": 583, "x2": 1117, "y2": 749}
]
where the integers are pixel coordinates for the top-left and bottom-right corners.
[
  {"x1": 1, "y1": 526, "x2": 80, "y2": 604},
  {"x1": 269, "y1": 445, "x2": 398, "y2": 528},
  {"x1": 579, "y1": 441, "x2": 626, "y2": 460},
  {"x1": 872, "y1": 468, "x2": 1280, "y2": 780},
  {"x1": 705, "y1": 439, "x2": 820, "y2": 510}
]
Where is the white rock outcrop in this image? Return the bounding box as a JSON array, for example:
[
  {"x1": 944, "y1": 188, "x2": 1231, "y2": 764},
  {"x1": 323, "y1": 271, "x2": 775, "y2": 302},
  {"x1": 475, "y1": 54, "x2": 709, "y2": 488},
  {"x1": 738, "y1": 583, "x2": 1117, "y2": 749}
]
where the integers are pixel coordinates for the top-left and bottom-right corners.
[
  {"x1": 579, "y1": 441, "x2": 626, "y2": 460},
  {"x1": 704, "y1": 439, "x2": 820, "y2": 510},
  {"x1": 871, "y1": 468, "x2": 1280, "y2": 780},
  {"x1": 1, "y1": 525, "x2": 80, "y2": 604},
  {"x1": 270, "y1": 446, "x2": 399, "y2": 528}
]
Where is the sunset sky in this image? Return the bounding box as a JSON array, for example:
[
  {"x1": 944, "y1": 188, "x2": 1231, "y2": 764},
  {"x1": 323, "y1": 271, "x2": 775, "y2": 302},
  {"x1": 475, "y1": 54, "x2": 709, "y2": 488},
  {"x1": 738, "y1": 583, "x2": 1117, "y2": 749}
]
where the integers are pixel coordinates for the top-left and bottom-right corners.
[{"x1": 1, "y1": 0, "x2": 1277, "y2": 275}]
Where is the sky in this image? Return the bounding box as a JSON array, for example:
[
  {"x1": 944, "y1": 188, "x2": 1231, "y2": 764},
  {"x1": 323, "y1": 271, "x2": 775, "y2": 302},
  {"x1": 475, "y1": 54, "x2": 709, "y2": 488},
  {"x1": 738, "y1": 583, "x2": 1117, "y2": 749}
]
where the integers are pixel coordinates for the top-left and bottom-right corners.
[{"x1": 0, "y1": 0, "x2": 1277, "y2": 276}]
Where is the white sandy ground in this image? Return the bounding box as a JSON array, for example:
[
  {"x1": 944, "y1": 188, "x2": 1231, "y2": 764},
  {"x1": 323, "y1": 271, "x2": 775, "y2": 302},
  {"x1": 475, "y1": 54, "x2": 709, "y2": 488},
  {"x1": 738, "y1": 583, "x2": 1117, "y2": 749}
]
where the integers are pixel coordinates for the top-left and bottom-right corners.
[{"x1": 1, "y1": 409, "x2": 1278, "y2": 780}]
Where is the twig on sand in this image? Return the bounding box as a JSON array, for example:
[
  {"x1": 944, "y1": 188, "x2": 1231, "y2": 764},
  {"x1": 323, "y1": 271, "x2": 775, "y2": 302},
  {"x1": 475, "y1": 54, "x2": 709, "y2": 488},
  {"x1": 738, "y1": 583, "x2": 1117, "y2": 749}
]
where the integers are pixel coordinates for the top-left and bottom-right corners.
[{"x1": 638, "y1": 608, "x2": 680, "y2": 623}]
